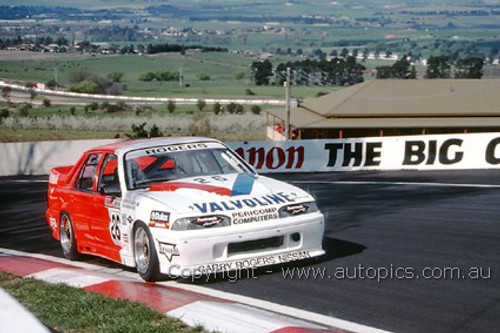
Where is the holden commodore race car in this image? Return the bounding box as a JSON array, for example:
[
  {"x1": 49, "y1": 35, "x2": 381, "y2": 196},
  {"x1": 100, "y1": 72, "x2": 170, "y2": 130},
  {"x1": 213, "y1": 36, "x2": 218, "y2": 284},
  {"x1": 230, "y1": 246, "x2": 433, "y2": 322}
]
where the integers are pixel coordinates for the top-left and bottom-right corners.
[{"x1": 46, "y1": 137, "x2": 325, "y2": 281}]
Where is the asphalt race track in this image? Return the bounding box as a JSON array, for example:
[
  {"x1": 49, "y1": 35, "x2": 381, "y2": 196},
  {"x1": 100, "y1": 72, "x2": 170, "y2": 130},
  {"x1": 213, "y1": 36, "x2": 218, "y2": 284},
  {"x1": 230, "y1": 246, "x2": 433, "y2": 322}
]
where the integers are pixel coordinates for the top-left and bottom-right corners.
[{"x1": 1, "y1": 170, "x2": 500, "y2": 333}]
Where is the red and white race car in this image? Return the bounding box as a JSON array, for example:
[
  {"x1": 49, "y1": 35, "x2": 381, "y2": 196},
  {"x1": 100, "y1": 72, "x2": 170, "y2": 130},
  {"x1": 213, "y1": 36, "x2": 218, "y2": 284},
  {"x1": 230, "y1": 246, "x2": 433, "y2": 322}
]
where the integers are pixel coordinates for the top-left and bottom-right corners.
[{"x1": 46, "y1": 137, "x2": 325, "y2": 281}]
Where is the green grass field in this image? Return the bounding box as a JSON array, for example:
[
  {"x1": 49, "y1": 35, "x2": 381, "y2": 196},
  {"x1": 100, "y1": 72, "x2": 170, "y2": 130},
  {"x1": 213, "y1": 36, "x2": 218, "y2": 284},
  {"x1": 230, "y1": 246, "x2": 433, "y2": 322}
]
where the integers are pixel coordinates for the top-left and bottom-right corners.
[{"x1": 0, "y1": 51, "x2": 335, "y2": 99}]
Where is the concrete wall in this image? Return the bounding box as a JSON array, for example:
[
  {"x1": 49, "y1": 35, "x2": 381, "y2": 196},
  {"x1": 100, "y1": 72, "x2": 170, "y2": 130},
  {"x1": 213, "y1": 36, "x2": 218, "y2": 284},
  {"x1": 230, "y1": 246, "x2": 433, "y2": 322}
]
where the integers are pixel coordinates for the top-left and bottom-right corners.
[{"x1": 1, "y1": 133, "x2": 500, "y2": 176}]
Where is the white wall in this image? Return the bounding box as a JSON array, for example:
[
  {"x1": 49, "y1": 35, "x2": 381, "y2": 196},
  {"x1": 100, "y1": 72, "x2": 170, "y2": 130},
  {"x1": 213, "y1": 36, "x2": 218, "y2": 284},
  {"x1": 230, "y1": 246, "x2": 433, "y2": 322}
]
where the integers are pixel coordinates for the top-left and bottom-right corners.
[
  {"x1": 0, "y1": 139, "x2": 115, "y2": 176},
  {"x1": 1, "y1": 133, "x2": 500, "y2": 176}
]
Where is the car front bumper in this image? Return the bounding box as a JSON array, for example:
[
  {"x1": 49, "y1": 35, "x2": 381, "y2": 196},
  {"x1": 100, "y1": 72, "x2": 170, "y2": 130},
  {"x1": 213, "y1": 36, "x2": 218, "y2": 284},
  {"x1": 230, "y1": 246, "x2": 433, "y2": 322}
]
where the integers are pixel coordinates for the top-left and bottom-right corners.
[{"x1": 151, "y1": 212, "x2": 325, "y2": 277}]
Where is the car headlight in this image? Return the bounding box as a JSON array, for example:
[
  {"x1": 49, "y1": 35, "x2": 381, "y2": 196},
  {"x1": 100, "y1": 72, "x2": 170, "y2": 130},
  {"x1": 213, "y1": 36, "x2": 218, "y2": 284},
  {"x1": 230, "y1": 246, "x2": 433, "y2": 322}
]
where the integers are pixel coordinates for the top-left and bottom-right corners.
[
  {"x1": 278, "y1": 202, "x2": 318, "y2": 218},
  {"x1": 171, "y1": 215, "x2": 231, "y2": 231}
]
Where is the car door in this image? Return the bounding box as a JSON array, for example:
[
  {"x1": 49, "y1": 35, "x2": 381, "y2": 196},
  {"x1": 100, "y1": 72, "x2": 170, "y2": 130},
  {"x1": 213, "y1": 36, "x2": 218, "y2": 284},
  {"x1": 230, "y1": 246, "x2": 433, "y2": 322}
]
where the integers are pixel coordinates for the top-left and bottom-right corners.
[
  {"x1": 70, "y1": 153, "x2": 102, "y2": 246},
  {"x1": 92, "y1": 153, "x2": 122, "y2": 263}
]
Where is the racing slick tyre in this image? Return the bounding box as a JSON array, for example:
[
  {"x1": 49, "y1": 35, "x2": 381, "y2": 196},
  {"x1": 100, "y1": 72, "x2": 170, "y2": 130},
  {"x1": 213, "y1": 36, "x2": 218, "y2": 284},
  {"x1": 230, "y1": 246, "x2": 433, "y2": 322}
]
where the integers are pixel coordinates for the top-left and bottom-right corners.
[
  {"x1": 134, "y1": 222, "x2": 160, "y2": 282},
  {"x1": 59, "y1": 212, "x2": 79, "y2": 260}
]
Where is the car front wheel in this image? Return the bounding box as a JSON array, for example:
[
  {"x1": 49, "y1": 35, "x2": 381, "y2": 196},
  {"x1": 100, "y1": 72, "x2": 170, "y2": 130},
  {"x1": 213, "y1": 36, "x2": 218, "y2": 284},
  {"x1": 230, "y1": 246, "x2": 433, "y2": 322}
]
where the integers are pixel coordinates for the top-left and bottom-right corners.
[
  {"x1": 59, "y1": 212, "x2": 79, "y2": 260},
  {"x1": 134, "y1": 222, "x2": 160, "y2": 281}
]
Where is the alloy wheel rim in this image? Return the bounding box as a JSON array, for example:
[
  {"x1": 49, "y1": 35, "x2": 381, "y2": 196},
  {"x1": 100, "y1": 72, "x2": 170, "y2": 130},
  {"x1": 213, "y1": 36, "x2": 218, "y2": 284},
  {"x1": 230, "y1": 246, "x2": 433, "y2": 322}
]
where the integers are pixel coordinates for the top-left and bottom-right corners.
[
  {"x1": 134, "y1": 228, "x2": 150, "y2": 273},
  {"x1": 60, "y1": 216, "x2": 72, "y2": 253}
]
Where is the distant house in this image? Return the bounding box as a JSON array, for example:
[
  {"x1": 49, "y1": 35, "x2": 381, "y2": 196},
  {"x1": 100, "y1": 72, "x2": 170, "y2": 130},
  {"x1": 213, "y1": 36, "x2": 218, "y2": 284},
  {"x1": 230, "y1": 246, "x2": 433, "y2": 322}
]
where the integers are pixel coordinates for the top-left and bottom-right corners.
[{"x1": 266, "y1": 79, "x2": 500, "y2": 140}]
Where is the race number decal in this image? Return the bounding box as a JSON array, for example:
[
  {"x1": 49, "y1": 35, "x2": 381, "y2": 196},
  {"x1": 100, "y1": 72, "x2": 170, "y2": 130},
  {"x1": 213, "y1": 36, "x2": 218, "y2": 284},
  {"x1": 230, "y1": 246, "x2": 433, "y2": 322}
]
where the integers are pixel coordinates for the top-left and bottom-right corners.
[{"x1": 109, "y1": 210, "x2": 121, "y2": 245}]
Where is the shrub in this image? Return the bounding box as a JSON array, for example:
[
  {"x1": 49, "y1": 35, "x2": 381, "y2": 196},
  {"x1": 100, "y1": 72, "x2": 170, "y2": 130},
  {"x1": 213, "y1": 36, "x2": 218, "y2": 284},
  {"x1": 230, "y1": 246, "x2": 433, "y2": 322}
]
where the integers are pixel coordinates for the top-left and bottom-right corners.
[
  {"x1": 138, "y1": 72, "x2": 156, "y2": 82},
  {"x1": 235, "y1": 104, "x2": 245, "y2": 114},
  {"x1": 89, "y1": 102, "x2": 99, "y2": 111},
  {"x1": 196, "y1": 99, "x2": 207, "y2": 112},
  {"x1": 149, "y1": 124, "x2": 163, "y2": 138},
  {"x1": 316, "y1": 91, "x2": 329, "y2": 97},
  {"x1": 197, "y1": 73, "x2": 210, "y2": 81},
  {"x1": 69, "y1": 80, "x2": 99, "y2": 94},
  {"x1": 234, "y1": 72, "x2": 245, "y2": 80},
  {"x1": 125, "y1": 122, "x2": 163, "y2": 138},
  {"x1": 116, "y1": 101, "x2": 129, "y2": 112},
  {"x1": 43, "y1": 98, "x2": 52, "y2": 107},
  {"x1": 167, "y1": 100, "x2": 176, "y2": 114},
  {"x1": 226, "y1": 102, "x2": 237, "y2": 114},
  {"x1": 213, "y1": 102, "x2": 222, "y2": 115},
  {"x1": 107, "y1": 72, "x2": 124, "y2": 83},
  {"x1": 250, "y1": 105, "x2": 262, "y2": 115},
  {"x1": 18, "y1": 103, "x2": 32, "y2": 117},
  {"x1": 0, "y1": 108, "x2": 9, "y2": 118},
  {"x1": 126, "y1": 122, "x2": 148, "y2": 138}
]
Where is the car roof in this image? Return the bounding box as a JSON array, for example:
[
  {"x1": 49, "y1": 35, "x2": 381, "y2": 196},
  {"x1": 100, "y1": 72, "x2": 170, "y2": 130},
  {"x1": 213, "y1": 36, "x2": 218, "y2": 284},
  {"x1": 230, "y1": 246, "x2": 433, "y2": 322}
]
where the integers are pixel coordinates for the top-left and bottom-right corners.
[{"x1": 90, "y1": 137, "x2": 223, "y2": 154}]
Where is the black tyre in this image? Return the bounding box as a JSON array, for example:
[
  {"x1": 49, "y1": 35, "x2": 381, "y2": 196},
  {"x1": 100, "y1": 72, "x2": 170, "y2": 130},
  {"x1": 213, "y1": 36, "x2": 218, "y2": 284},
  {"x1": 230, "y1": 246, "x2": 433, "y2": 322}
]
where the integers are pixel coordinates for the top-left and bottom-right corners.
[
  {"x1": 59, "y1": 212, "x2": 79, "y2": 260},
  {"x1": 133, "y1": 222, "x2": 160, "y2": 281}
]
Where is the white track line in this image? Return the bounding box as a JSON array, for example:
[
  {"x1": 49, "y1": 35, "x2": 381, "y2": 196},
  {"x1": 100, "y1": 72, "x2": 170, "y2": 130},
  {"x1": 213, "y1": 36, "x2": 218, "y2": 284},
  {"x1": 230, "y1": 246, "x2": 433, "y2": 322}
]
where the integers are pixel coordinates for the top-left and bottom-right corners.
[
  {"x1": 0, "y1": 248, "x2": 392, "y2": 333},
  {"x1": 291, "y1": 180, "x2": 500, "y2": 189}
]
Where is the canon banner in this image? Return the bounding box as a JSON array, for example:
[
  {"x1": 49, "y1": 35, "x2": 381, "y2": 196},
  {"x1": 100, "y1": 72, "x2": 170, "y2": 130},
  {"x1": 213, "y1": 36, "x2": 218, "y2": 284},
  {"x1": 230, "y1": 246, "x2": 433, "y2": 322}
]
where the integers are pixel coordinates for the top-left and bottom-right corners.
[{"x1": 228, "y1": 133, "x2": 500, "y2": 173}]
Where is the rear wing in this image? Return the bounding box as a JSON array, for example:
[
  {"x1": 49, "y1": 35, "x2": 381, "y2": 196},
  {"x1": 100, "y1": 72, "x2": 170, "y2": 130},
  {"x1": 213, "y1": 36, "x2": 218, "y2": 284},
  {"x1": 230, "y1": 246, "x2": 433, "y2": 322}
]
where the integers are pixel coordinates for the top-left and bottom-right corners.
[{"x1": 48, "y1": 165, "x2": 74, "y2": 186}]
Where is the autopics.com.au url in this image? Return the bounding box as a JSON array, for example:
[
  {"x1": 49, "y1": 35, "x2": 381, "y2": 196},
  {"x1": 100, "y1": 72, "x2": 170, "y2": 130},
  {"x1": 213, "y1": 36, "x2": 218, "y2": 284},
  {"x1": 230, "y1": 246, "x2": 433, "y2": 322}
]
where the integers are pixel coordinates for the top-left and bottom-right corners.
[{"x1": 280, "y1": 264, "x2": 492, "y2": 282}]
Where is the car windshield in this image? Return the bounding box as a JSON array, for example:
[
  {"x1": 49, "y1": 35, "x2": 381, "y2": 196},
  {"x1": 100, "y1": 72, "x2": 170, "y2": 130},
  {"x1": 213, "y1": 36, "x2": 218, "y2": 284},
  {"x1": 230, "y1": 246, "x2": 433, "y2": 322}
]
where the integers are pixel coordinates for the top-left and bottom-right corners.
[{"x1": 124, "y1": 142, "x2": 254, "y2": 190}]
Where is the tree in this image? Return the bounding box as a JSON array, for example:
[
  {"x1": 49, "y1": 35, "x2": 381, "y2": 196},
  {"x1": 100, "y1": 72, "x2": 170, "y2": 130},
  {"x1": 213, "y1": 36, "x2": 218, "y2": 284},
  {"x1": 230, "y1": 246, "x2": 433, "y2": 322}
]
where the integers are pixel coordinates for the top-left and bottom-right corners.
[
  {"x1": 455, "y1": 57, "x2": 483, "y2": 79},
  {"x1": 391, "y1": 58, "x2": 412, "y2": 79},
  {"x1": 167, "y1": 100, "x2": 176, "y2": 114},
  {"x1": 376, "y1": 58, "x2": 415, "y2": 79},
  {"x1": 340, "y1": 48, "x2": 349, "y2": 58},
  {"x1": 376, "y1": 66, "x2": 393, "y2": 79},
  {"x1": 426, "y1": 56, "x2": 451, "y2": 79},
  {"x1": 251, "y1": 59, "x2": 273, "y2": 85}
]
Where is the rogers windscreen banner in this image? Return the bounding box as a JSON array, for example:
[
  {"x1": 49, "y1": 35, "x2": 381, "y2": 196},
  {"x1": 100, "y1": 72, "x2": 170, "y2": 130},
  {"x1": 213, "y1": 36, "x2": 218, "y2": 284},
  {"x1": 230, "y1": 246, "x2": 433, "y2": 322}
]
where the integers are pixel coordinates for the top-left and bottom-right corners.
[{"x1": 228, "y1": 133, "x2": 500, "y2": 173}]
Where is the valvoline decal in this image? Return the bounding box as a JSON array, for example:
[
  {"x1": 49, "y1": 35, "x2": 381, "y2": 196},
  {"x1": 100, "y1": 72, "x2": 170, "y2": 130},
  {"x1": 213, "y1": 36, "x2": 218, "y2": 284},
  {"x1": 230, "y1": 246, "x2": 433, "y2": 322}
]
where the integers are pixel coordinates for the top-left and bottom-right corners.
[{"x1": 193, "y1": 192, "x2": 295, "y2": 213}]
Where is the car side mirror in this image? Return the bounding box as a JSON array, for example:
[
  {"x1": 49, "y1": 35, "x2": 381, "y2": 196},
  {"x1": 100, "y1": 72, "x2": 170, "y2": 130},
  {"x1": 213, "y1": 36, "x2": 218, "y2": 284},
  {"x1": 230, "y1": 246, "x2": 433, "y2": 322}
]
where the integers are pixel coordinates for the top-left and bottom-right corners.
[{"x1": 100, "y1": 183, "x2": 122, "y2": 197}]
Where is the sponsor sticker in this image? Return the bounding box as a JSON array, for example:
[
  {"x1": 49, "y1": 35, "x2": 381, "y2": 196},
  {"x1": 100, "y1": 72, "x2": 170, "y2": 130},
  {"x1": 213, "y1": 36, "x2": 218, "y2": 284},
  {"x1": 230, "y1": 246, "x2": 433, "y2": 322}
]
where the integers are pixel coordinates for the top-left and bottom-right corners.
[
  {"x1": 145, "y1": 143, "x2": 210, "y2": 155},
  {"x1": 195, "y1": 250, "x2": 311, "y2": 273},
  {"x1": 149, "y1": 210, "x2": 170, "y2": 228},
  {"x1": 193, "y1": 192, "x2": 295, "y2": 214},
  {"x1": 105, "y1": 197, "x2": 121, "y2": 209},
  {"x1": 232, "y1": 207, "x2": 278, "y2": 225},
  {"x1": 158, "y1": 242, "x2": 180, "y2": 262},
  {"x1": 49, "y1": 217, "x2": 57, "y2": 231},
  {"x1": 150, "y1": 210, "x2": 170, "y2": 222}
]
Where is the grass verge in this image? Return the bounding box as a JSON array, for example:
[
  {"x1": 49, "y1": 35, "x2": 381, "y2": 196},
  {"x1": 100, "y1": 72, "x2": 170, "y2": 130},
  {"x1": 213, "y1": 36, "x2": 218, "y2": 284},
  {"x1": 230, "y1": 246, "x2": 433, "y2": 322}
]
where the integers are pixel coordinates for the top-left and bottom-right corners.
[
  {"x1": 0, "y1": 271, "x2": 205, "y2": 333},
  {"x1": 0, "y1": 128, "x2": 125, "y2": 142}
]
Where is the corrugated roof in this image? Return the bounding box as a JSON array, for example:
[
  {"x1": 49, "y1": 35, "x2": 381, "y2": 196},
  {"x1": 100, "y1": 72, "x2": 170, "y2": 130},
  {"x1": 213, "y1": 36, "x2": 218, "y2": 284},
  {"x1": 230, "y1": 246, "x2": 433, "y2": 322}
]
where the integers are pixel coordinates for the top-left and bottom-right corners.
[
  {"x1": 299, "y1": 79, "x2": 500, "y2": 118},
  {"x1": 267, "y1": 107, "x2": 500, "y2": 129},
  {"x1": 267, "y1": 80, "x2": 500, "y2": 129}
]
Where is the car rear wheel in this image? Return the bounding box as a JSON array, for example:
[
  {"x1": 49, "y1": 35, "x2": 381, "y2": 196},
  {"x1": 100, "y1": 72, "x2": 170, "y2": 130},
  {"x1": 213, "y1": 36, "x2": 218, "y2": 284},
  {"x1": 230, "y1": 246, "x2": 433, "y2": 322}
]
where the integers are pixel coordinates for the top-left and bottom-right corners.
[
  {"x1": 59, "y1": 213, "x2": 79, "y2": 260},
  {"x1": 134, "y1": 223, "x2": 160, "y2": 281}
]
